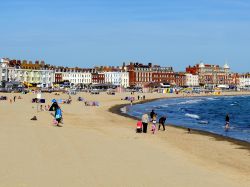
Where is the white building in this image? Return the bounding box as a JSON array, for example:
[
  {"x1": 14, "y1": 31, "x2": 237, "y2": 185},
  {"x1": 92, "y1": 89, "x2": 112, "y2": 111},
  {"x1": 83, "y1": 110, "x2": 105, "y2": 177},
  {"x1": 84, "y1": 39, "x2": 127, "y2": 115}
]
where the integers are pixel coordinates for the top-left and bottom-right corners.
[
  {"x1": 60, "y1": 69, "x2": 92, "y2": 85},
  {"x1": 239, "y1": 74, "x2": 250, "y2": 88},
  {"x1": 0, "y1": 58, "x2": 55, "y2": 87},
  {"x1": 8, "y1": 68, "x2": 55, "y2": 87},
  {"x1": 104, "y1": 71, "x2": 129, "y2": 88},
  {"x1": 185, "y1": 73, "x2": 199, "y2": 87},
  {"x1": 0, "y1": 60, "x2": 9, "y2": 82}
]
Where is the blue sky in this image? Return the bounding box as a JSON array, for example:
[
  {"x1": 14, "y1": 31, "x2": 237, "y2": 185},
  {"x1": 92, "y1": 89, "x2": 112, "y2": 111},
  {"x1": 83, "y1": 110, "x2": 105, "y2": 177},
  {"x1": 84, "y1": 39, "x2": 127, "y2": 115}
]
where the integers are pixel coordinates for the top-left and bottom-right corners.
[{"x1": 0, "y1": 0, "x2": 250, "y2": 72}]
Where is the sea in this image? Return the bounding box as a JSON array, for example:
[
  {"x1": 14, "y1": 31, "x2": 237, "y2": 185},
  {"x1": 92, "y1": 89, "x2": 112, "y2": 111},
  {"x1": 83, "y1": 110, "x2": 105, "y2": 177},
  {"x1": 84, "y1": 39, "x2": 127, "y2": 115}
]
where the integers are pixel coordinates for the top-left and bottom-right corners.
[{"x1": 124, "y1": 95, "x2": 250, "y2": 142}]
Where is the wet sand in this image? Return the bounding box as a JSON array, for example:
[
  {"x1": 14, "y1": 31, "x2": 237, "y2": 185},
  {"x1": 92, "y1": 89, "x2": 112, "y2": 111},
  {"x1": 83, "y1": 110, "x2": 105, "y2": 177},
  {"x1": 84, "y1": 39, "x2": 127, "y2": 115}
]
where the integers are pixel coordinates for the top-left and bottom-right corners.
[{"x1": 0, "y1": 91, "x2": 249, "y2": 187}]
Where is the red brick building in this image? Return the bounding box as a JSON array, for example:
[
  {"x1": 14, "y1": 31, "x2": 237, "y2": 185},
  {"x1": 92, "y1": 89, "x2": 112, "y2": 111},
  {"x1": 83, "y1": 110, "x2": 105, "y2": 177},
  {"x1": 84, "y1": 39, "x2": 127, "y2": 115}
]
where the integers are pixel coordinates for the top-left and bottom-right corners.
[
  {"x1": 92, "y1": 73, "x2": 105, "y2": 84},
  {"x1": 54, "y1": 72, "x2": 63, "y2": 83},
  {"x1": 174, "y1": 73, "x2": 186, "y2": 87},
  {"x1": 152, "y1": 66, "x2": 175, "y2": 84},
  {"x1": 126, "y1": 62, "x2": 174, "y2": 87},
  {"x1": 127, "y1": 62, "x2": 152, "y2": 87}
]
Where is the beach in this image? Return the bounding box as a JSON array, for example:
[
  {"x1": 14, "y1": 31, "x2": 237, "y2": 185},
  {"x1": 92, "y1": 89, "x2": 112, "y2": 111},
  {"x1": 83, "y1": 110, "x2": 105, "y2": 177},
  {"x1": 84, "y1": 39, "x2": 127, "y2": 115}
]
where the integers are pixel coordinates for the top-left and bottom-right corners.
[{"x1": 0, "y1": 91, "x2": 250, "y2": 187}]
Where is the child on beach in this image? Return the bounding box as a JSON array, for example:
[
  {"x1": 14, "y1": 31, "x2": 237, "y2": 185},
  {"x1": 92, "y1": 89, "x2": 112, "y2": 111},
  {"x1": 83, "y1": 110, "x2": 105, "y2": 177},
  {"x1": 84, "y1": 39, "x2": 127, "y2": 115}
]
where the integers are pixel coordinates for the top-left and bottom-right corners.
[
  {"x1": 136, "y1": 121, "x2": 143, "y2": 133},
  {"x1": 151, "y1": 115, "x2": 157, "y2": 134}
]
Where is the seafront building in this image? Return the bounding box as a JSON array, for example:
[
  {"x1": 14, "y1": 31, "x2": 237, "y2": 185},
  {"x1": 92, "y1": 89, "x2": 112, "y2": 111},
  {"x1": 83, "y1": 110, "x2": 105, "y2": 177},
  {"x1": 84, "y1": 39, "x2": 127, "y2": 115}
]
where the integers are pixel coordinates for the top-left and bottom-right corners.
[
  {"x1": 185, "y1": 73, "x2": 199, "y2": 87},
  {"x1": 126, "y1": 62, "x2": 177, "y2": 87},
  {"x1": 54, "y1": 67, "x2": 93, "y2": 86},
  {"x1": 239, "y1": 74, "x2": 250, "y2": 88},
  {"x1": 152, "y1": 66, "x2": 175, "y2": 85},
  {"x1": 104, "y1": 71, "x2": 129, "y2": 88},
  {"x1": 0, "y1": 58, "x2": 9, "y2": 82},
  {"x1": 1, "y1": 57, "x2": 247, "y2": 90},
  {"x1": 92, "y1": 72, "x2": 105, "y2": 84},
  {"x1": 186, "y1": 62, "x2": 231, "y2": 87},
  {"x1": 0, "y1": 58, "x2": 54, "y2": 87}
]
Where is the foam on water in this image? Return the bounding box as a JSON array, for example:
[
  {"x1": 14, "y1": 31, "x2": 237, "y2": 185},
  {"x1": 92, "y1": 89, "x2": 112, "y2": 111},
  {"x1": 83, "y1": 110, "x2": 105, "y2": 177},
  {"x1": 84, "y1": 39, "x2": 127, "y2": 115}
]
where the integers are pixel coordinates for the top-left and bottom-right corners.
[
  {"x1": 198, "y1": 120, "x2": 209, "y2": 124},
  {"x1": 178, "y1": 99, "x2": 203, "y2": 105},
  {"x1": 185, "y1": 113, "x2": 200, "y2": 119}
]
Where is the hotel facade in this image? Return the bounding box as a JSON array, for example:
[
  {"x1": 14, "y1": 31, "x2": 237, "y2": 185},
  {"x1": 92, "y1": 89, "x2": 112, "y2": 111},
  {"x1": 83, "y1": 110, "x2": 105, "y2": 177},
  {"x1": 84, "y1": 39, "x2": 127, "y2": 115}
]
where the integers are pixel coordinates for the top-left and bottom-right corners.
[
  {"x1": 104, "y1": 71, "x2": 129, "y2": 88},
  {"x1": 0, "y1": 58, "x2": 54, "y2": 87},
  {"x1": 186, "y1": 62, "x2": 231, "y2": 87},
  {"x1": 54, "y1": 67, "x2": 93, "y2": 86}
]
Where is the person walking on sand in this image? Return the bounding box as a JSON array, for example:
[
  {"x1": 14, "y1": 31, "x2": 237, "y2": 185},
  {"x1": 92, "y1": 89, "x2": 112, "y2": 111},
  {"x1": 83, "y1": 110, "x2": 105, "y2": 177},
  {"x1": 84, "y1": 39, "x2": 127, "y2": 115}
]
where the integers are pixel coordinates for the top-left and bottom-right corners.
[
  {"x1": 55, "y1": 106, "x2": 63, "y2": 127},
  {"x1": 13, "y1": 96, "x2": 16, "y2": 102},
  {"x1": 158, "y1": 116, "x2": 167, "y2": 131},
  {"x1": 225, "y1": 114, "x2": 230, "y2": 130},
  {"x1": 142, "y1": 113, "x2": 149, "y2": 133}
]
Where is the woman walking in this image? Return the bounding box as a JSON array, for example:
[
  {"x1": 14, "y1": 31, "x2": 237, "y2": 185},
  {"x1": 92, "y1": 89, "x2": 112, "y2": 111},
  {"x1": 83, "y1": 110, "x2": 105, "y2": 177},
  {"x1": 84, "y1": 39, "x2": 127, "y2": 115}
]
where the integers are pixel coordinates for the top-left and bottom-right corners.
[
  {"x1": 55, "y1": 106, "x2": 63, "y2": 127},
  {"x1": 142, "y1": 113, "x2": 149, "y2": 133}
]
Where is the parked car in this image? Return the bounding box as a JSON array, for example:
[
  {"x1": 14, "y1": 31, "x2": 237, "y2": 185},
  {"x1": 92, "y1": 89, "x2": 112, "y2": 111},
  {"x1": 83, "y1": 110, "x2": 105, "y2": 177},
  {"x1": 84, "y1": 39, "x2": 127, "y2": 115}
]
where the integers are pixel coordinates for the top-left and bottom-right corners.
[{"x1": 91, "y1": 89, "x2": 100, "y2": 94}]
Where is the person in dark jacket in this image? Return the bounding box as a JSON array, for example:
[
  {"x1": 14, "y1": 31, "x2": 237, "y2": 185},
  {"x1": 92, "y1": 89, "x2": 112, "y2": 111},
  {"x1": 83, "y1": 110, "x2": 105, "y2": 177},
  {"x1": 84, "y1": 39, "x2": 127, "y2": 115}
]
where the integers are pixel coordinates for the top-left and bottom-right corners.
[
  {"x1": 225, "y1": 114, "x2": 230, "y2": 130},
  {"x1": 158, "y1": 116, "x2": 167, "y2": 131},
  {"x1": 150, "y1": 110, "x2": 156, "y2": 121}
]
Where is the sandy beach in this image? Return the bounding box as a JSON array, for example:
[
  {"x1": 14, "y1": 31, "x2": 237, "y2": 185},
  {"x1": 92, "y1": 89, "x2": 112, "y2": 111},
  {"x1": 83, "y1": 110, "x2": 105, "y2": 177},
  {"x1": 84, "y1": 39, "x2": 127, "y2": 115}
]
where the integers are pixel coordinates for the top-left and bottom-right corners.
[{"x1": 0, "y1": 91, "x2": 249, "y2": 187}]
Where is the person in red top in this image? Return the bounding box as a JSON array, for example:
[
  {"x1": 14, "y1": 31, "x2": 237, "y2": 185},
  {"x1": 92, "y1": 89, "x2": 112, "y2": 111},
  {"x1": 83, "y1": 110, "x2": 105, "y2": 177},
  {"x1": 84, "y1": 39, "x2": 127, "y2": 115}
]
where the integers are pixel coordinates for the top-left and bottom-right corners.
[{"x1": 136, "y1": 121, "x2": 143, "y2": 133}]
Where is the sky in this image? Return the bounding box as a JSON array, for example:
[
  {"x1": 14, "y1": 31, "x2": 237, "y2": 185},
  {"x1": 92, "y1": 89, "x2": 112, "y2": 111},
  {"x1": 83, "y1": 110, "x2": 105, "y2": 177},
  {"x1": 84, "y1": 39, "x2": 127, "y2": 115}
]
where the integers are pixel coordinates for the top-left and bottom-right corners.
[{"x1": 0, "y1": 0, "x2": 250, "y2": 72}]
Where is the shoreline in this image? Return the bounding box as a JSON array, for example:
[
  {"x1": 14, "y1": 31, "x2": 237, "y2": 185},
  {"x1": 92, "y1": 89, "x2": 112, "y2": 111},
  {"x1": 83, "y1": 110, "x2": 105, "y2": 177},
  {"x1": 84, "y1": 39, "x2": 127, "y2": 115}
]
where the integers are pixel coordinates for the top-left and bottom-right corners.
[{"x1": 109, "y1": 94, "x2": 250, "y2": 151}]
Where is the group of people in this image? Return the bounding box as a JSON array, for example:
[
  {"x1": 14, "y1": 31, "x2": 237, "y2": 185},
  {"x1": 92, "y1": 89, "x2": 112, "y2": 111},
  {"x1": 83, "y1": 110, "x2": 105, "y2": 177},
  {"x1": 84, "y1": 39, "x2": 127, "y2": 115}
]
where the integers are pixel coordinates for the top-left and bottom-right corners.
[
  {"x1": 9, "y1": 96, "x2": 22, "y2": 103},
  {"x1": 136, "y1": 110, "x2": 167, "y2": 134},
  {"x1": 137, "y1": 95, "x2": 146, "y2": 101},
  {"x1": 39, "y1": 104, "x2": 51, "y2": 111}
]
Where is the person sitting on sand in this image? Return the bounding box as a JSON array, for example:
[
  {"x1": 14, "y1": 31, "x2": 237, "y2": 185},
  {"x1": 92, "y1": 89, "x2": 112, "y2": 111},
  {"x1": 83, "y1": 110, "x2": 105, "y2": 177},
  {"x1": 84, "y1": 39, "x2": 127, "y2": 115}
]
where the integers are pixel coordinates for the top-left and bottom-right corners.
[{"x1": 30, "y1": 116, "x2": 37, "y2": 120}]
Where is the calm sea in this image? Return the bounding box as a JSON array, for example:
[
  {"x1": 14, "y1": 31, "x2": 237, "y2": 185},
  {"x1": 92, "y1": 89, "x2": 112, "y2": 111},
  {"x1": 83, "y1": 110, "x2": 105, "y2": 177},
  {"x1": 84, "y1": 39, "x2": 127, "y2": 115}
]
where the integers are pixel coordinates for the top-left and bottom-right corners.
[{"x1": 125, "y1": 95, "x2": 250, "y2": 142}]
